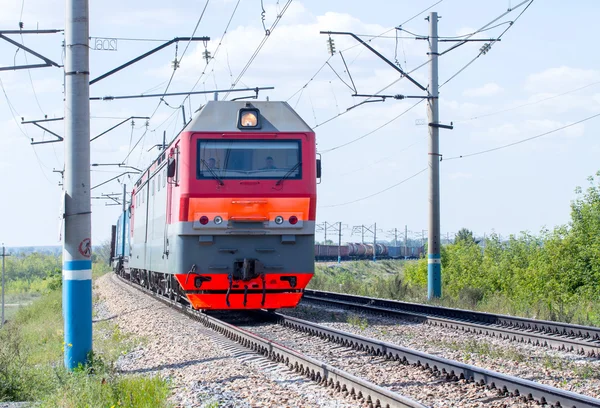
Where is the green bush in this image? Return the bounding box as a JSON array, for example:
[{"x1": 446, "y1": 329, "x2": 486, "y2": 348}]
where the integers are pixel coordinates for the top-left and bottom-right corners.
[
  {"x1": 402, "y1": 171, "x2": 600, "y2": 325},
  {"x1": 0, "y1": 261, "x2": 171, "y2": 407}
]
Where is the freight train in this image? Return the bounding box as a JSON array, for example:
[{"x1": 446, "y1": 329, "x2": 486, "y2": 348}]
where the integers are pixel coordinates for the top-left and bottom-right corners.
[
  {"x1": 314, "y1": 243, "x2": 424, "y2": 261},
  {"x1": 111, "y1": 100, "x2": 319, "y2": 311}
]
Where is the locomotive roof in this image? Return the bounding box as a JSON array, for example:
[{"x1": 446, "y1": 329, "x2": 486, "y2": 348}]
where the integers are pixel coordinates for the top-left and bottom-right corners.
[{"x1": 183, "y1": 100, "x2": 313, "y2": 133}]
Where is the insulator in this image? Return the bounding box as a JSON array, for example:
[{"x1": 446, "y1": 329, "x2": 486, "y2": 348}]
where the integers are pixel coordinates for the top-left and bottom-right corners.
[
  {"x1": 327, "y1": 37, "x2": 336, "y2": 56},
  {"x1": 203, "y1": 50, "x2": 211, "y2": 64},
  {"x1": 171, "y1": 58, "x2": 180, "y2": 70}
]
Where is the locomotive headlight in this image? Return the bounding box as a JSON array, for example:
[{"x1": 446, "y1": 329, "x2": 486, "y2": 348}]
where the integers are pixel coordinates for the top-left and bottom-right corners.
[
  {"x1": 241, "y1": 111, "x2": 258, "y2": 127},
  {"x1": 214, "y1": 216, "x2": 223, "y2": 225},
  {"x1": 275, "y1": 215, "x2": 284, "y2": 224},
  {"x1": 237, "y1": 107, "x2": 261, "y2": 129}
]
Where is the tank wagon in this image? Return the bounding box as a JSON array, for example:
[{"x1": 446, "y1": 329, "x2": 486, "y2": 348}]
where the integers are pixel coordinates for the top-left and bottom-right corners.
[
  {"x1": 112, "y1": 101, "x2": 320, "y2": 310},
  {"x1": 314, "y1": 243, "x2": 424, "y2": 261}
]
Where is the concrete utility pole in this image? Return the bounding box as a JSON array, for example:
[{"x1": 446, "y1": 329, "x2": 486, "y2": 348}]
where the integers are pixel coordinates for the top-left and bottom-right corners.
[
  {"x1": 373, "y1": 222, "x2": 377, "y2": 262},
  {"x1": 338, "y1": 222, "x2": 342, "y2": 264},
  {"x1": 1, "y1": 244, "x2": 9, "y2": 328},
  {"x1": 427, "y1": 12, "x2": 442, "y2": 299},
  {"x1": 121, "y1": 184, "x2": 127, "y2": 260},
  {"x1": 405, "y1": 225, "x2": 408, "y2": 259},
  {"x1": 62, "y1": 0, "x2": 92, "y2": 369}
]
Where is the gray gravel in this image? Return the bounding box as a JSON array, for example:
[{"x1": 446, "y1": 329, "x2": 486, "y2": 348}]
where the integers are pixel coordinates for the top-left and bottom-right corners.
[
  {"x1": 282, "y1": 302, "x2": 600, "y2": 399},
  {"x1": 94, "y1": 274, "x2": 359, "y2": 407},
  {"x1": 242, "y1": 320, "x2": 542, "y2": 408}
]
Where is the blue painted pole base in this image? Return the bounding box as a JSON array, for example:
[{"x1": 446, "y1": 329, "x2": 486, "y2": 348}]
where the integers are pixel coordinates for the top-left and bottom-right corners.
[
  {"x1": 63, "y1": 260, "x2": 93, "y2": 370},
  {"x1": 427, "y1": 254, "x2": 442, "y2": 299}
]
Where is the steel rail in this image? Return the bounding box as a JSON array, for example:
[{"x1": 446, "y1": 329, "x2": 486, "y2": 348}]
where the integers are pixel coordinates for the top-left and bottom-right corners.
[
  {"x1": 273, "y1": 312, "x2": 600, "y2": 408},
  {"x1": 302, "y1": 293, "x2": 600, "y2": 357},
  {"x1": 112, "y1": 275, "x2": 424, "y2": 408},
  {"x1": 304, "y1": 290, "x2": 600, "y2": 354}
]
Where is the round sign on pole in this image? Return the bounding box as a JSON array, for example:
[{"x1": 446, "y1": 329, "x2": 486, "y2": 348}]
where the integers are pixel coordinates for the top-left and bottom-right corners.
[{"x1": 78, "y1": 238, "x2": 91, "y2": 258}]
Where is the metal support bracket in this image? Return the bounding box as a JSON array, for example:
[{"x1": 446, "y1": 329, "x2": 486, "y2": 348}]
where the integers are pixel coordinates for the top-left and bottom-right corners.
[
  {"x1": 428, "y1": 122, "x2": 454, "y2": 130},
  {"x1": 0, "y1": 30, "x2": 62, "y2": 72},
  {"x1": 320, "y1": 31, "x2": 427, "y2": 92},
  {"x1": 89, "y1": 37, "x2": 210, "y2": 85}
]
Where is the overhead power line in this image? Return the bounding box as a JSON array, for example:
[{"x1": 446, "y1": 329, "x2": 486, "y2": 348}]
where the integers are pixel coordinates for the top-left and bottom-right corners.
[
  {"x1": 223, "y1": 0, "x2": 293, "y2": 99},
  {"x1": 457, "y1": 81, "x2": 600, "y2": 123},
  {"x1": 321, "y1": 168, "x2": 427, "y2": 208},
  {"x1": 445, "y1": 112, "x2": 600, "y2": 161},
  {"x1": 120, "y1": 2, "x2": 212, "y2": 166},
  {"x1": 441, "y1": 0, "x2": 535, "y2": 87},
  {"x1": 320, "y1": 98, "x2": 424, "y2": 154}
]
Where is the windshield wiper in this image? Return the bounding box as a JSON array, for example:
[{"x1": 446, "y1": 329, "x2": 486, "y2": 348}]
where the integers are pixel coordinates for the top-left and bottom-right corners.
[
  {"x1": 200, "y1": 159, "x2": 225, "y2": 186},
  {"x1": 275, "y1": 162, "x2": 301, "y2": 186}
]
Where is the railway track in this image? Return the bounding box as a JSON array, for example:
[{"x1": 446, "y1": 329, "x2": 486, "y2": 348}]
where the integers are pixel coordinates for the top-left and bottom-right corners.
[
  {"x1": 303, "y1": 289, "x2": 600, "y2": 357},
  {"x1": 112, "y1": 274, "x2": 600, "y2": 407},
  {"x1": 113, "y1": 275, "x2": 424, "y2": 408}
]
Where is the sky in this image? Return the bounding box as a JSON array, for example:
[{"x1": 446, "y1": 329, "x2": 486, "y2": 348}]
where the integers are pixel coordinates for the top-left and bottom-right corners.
[{"x1": 0, "y1": 0, "x2": 599, "y2": 247}]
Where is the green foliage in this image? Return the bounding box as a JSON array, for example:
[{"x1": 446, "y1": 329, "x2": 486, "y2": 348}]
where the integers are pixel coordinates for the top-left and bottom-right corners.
[
  {"x1": 454, "y1": 228, "x2": 477, "y2": 244},
  {"x1": 402, "y1": 171, "x2": 600, "y2": 325},
  {"x1": 92, "y1": 239, "x2": 113, "y2": 267},
  {"x1": 347, "y1": 314, "x2": 369, "y2": 331},
  {"x1": 309, "y1": 260, "x2": 426, "y2": 303},
  {"x1": 0, "y1": 270, "x2": 170, "y2": 407}
]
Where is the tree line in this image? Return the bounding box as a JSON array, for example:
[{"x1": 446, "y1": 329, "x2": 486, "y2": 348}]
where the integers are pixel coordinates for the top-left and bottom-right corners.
[{"x1": 405, "y1": 171, "x2": 600, "y2": 324}]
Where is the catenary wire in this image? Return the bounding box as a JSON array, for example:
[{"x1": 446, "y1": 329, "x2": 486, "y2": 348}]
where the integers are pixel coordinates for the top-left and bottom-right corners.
[
  {"x1": 222, "y1": 0, "x2": 293, "y2": 100},
  {"x1": 121, "y1": 1, "x2": 211, "y2": 165},
  {"x1": 456, "y1": 81, "x2": 600, "y2": 123},
  {"x1": 0, "y1": 77, "x2": 54, "y2": 184},
  {"x1": 441, "y1": 0, "x2": 535, "y2": 87},
  {"x1": 321, "y1": 168, "x2": 427, "y2": 208},
  {"x1": 319, "y1": 98, "x2": 425, "y2": 153},
  {"x1": 445, "y1": 112, "x2": 600, "y2": 161}
]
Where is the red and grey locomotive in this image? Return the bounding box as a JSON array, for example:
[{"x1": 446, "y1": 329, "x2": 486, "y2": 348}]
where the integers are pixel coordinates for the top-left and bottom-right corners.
[{"x1": 112, "y1": 101, "x2": 319, "y2": 310}]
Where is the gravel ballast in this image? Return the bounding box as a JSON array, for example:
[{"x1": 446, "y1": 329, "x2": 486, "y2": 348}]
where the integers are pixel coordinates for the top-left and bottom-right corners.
[
  {"x1": 95, "y1": 274, "x2": 359, "y2": 407},
  {"x1": 283, "y1": 302, "x2": 600, "y2": 399}
]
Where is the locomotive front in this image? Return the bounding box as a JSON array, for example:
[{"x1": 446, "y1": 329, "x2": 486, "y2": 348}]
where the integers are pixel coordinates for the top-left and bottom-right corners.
[{"x1": 127, "y1": 101, "x2": 318, "y2": 310}]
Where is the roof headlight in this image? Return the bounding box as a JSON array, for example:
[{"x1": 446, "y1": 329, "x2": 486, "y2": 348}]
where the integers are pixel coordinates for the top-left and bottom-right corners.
[{"x1": 238, "y1": 107, "x2": 261, "y2": 129}]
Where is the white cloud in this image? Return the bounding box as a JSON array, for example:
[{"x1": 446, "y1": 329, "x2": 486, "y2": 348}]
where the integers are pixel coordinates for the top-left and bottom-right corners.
[{"x1": 462, "y1": 82, "x2": 503, "y2": 97}]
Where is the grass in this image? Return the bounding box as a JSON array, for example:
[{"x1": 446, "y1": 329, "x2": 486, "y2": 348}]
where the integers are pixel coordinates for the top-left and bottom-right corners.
[
  {"x1": 347, "y1": 314, "x2": 369, "y2": 331},
  {"x1": 308, "y1": 260, "x2": 600, "y2": 326},
  {"x1": 0, "y1": 265, "x2": 171, "y2": 407}
]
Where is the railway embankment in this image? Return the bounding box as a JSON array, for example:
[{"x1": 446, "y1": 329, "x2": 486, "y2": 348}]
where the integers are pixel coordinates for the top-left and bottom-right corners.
[
  {"x1": 96, "y1": 273, "x2": 359, "y2": 407},
  {"x1": 282, "y1": 302, "x2": 600, "y2": 400},
  {"x1": 0, "y1": 269, "x2": 169, "y2": 407}
]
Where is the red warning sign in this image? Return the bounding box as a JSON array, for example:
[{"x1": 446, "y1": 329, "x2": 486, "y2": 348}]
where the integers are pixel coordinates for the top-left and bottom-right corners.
[{"x1": 79, "y1": 238, "x2": 91, "y2": 258}]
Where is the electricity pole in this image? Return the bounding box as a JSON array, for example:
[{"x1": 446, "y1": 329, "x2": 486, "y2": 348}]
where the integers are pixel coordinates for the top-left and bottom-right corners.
[
  {"x1": 373, "y1": 222, "x2": 377, "y2": 262},
  {"x1": 1, "y1": 244, "x2": 9, "y2": 328},
  {"x1": 62, "y1": 0, "x2": 92, "y2": 369},
  {"x1": 405, "y1": 225, "x2": 408, "y2": 259},
  {"x1": 121, "y1": 184, "x2": 127, "y2": 262},
  {"x1": 427, "y1": 12, "x2": 442, "y2": 299},
  {"x1": 338, "y1": 222, "x2": 342, "y2": 264}
]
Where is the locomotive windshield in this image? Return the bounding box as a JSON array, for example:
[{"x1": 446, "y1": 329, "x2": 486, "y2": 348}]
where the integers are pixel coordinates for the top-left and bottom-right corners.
[{"x1": 197, "y1": 140, "x2": 301, "y2": 179}]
